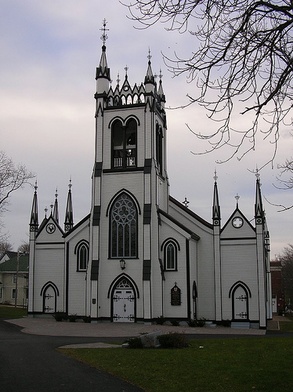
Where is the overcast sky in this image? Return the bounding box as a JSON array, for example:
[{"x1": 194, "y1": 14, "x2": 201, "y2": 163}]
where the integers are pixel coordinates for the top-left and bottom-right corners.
[{"x1": 1, "y1": 1, "x2": 292, "y2": 257}]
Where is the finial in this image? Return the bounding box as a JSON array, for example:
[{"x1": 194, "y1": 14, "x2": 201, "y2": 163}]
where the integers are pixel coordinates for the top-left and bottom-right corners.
[
  {"x1": 50, "y1": 204, "x2": 53, "y2": 214},
  {"x1": 68, "y1": 178, "x2": 72, "y2": 190},
  {"x1": 159, "y1": 69, "x2": 163, "y2": 80},
  {"x1": 213, "y1": 170, "x2": 218, "y2": 182},
  {"x1": 116, "y1": 73, "x2": 120, "y2": 85},
  {"x1": 55, "y1": 188, "x2": 58, "y2": 199},
  {"x1": 100, "y1": 19, "x2": 109, "y2": 46},
  {"x1": 44, "y1": 207, "x2": 48, "y2": 218},
  {"x1": 182, "y1": 197, "x2": 189, "y2": 208},
  {"x1": 235, "y1": 194, "x2": 240, "y2": 207},
  {"x1": 147, "y1": 48, "x2": 152, "y2": 62},
  {"x1": 124, "y1": 65, "x2": 128, "y2": 75},
  {"x1": 255, "y1": 167, "x2": 260, "y2": 180},
  {"x1": 34, "y1": 180, "x2": 38, "y2": 192}
]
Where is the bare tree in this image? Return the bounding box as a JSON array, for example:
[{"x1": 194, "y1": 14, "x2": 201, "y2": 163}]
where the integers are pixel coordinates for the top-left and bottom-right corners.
[
  {"x1": 279, "y1": 244, "x2": 293, "y2": 309},
  {"x1": 0, "y1": 151, "x2": 35, "y2": 238},
  {"x1": 125, "y1": 1, "x2": 293, "y2": 164},
  {"x1": 0, "y1": 241, "x2": 13, "y2": 258},
  {"x1": 18, "y1": 242, "x2": 30, "y2": 255}
]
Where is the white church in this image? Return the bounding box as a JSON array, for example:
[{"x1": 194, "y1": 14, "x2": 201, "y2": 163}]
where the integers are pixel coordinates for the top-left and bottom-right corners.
[{"x1": 28, "y1": 25, "x2": 272, "y2": 329}]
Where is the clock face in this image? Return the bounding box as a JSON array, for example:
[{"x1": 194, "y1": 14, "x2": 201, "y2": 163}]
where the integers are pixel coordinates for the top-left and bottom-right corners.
[
  {"x1": 232, "y1": 217, "x2": 243, "y2": 228},
  {"x1": 46, "y1": 223, "x2": 56, "y2": 234}
]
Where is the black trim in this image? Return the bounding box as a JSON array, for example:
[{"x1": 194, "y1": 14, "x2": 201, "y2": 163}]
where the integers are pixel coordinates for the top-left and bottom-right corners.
[
  {"x1": 186, "y1": 239, "x2": 191, "y2": 319},
  {"x1": 94, "y1": 162, "x2": 103, "y2": 177},
  {"x1": 143, "y1": 260, "x2": 151, "y2": 281},
  {"x1": 143, "y1": 204, "x2": 151, "y2": 224},
  {"x1": 92, "y1": 206, "x2": 101, "y2": 226},
  {"x1": 66, "y1": 242, "x2": 69, "y2": 314},
  {"x1": 91, "y1": 260, "x2": 99, "y2": 280},
  {"x1": 144, "y1": 159, "x2": 152, "y2": 174}
]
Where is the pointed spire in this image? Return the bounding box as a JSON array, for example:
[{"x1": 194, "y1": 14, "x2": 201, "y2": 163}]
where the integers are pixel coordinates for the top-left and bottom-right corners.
[
  {"x1": 64, "y1": 180, "x2": 74, "y2": 232},
  {"x1": 95, "y1": 19, "x2": 111, "y2": 85},
  {"x1": 158, "y1": 70, "x2": 166, "y2": 103},
  {"x1": 53, "y1": 189, "x2": 59, "y2": 224},
  {"x1": 212, "y1": 171, "x2": 221, "y2": 224},
  {"x1": 144, "y1": 49, "x2": 155, "y2": 86},
  {"x1": 30, "y1": 181, "x2": 39, "y2": 232},
  {"x1": 255, "y1": 170, "x2": 264, "y2": 223}
]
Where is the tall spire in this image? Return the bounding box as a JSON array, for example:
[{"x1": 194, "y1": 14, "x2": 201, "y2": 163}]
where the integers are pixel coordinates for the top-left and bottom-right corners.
[
  {"x1": 158, "y1": 70, "x2": 166, "y2": 103},
  {"x1": 64, "y1": 180, "x2": 74, "y2": 232},
  {"x1": 212, "y1": 171, "x2": 221, "y2": 224},
  {"x1": 144, "y1": 49, "x2": 155, "y2": 86},
  {"x1": 30, "y1": 181, "x2": 39, "y2": 232},
  {"x1": 95, "y1": 19, "x2": 110, "y2": 82},
  {"x1": 255, "y1": 170, "x2": 264, "y2": 223},
  {"x1": 53, "y1": 189, "x2": 59, "y2": 224}
]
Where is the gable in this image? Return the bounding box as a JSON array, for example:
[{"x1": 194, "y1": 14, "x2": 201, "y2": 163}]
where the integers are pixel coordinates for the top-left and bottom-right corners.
[{"x1": 221, "y1": 208, "x2": 255, "y2": 239}]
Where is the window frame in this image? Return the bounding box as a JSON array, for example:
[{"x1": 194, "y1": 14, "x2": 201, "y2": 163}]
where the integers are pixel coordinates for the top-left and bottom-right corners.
[
  {"x1": 75, "y1": 241, "x2": 89, "y2": 272},
  {"x1": 111, "y1": 119, "x2": 137, "y2": 169},
  {"x1": 163, "y1": 239, "x2": 179, "y2": 271},
  {"x1": 109, "y1": 193, "x2": 138, "y2": 259}
]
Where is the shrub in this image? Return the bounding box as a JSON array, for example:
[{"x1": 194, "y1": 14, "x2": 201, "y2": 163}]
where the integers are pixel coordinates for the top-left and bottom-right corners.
[
  {"x1": 126, "y1": 337, "x2": 144, "y2": 349},
  {"x1": 158, "y1": 333, "x2": 189, "y2": 349},
  {"x1": 53, "y1": 312, "x2": 67, "y2": 322},
  {"x1": 83, "y1": 316, "x2": 91, "y2": 323},
  {"x1": 195, "y1": 318, "x2": 206, "y2": 327},
  {"x1": 68, "y1": 314, "x2": 77, "y2": 322},
  {"x1": 171, "y1": 320, "x2": 180, "y2": 326},
  {"x1": 155, "y1": 316, "x2": 166, "y2": 325}
]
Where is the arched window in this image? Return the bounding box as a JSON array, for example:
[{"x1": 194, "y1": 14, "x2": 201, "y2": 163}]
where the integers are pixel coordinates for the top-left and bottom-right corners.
[
  {"x1": 163, "y1": 240, "x2": 178, "y2": 271},
  {"x1": 110, "y1": 193, "x2": 137, "y2": 258},
  {"x1": 75, "y1": 241, "x2": 89, "y2": 272},
  {"x1": 112, "y1": 119, "x2": 137, "y2": 169}
]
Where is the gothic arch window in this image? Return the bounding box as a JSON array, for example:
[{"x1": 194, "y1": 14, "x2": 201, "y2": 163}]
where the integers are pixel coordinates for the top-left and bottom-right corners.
[
  {"x1": 75, "y1": 241, "x2": 89, "y2": 271},
  {"x1": 110, "y1": 193, "x2": 138, "y2": 258},
  {"x1": 112, "y1": 119, "x2": 137, "y2": 169},
  {"x1": 163, "y1": 239, "x2": 179, "y2": 271}
]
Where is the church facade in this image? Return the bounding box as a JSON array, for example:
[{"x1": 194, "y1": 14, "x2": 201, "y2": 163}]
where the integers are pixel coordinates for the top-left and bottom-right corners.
[{"x1": 28, "y1": 31, "x2": 272, "y2": 328}]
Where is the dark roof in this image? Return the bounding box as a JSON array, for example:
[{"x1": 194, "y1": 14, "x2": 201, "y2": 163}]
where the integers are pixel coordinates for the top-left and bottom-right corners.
[
  {"x1": 0, "y1": 250, "x2": 17, "y2": 262},
  {"x1": 0, "y1": 255, "x2": 29, "y2": 273}
]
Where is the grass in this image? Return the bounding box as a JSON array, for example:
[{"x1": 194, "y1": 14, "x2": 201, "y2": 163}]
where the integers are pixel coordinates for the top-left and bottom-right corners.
[
  {"x1": 280, "y1": 315, "x2": 293, "y2": 332},
  {"x1": 61, "y1": 336, "x2": 293, "y2": 392},
  {"x1": 0, "y1": 305, "x2": 27, "y2": 319}
]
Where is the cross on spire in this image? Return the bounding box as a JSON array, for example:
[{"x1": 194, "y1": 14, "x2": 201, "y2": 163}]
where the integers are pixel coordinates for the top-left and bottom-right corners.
[{"x1": 100, "y1": 19, "x2": 109, "y2": 46}]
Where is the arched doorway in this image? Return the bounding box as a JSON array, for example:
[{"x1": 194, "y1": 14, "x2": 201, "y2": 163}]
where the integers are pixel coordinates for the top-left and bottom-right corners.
[
  {"x1": 112, "y1": 277, "x2": 136, "y2": 322},
  {"x1": 41, "y1": 282, "x2": 58, "y2": 314},
  {"x1": 229, "y1": 282, "x2": 251, "y2": 320}
]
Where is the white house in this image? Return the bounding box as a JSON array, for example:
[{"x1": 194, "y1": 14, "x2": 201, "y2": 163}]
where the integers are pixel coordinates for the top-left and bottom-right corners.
[{"x1": 28, "y1": 26, "x2": 272, "y2": 328}]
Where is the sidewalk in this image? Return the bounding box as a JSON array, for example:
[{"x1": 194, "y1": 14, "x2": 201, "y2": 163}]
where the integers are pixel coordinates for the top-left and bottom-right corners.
[{"x1": 7, "y1": 317, "x2": 266, "y2": 338}]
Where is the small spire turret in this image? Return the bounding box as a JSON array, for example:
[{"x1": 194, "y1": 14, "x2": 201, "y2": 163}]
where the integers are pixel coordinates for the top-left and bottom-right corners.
[
  {"x1": 30, "y1": 181, "x2": 39, "y2": 232},
  {"x1": 144, "y1": 49, "x2": 155, "y2": 88},
  {"x1": 64, "y1": 180, "x2": 74, "y2": 232},
  {"x1": 53, "y1": 189, "x2": 59, "y2": 224},
  {"x1": 255, "y1": 170, "x2": 264, "y2": 223},
  {"x1": 95, "y1": 19, "x2": 111, "y2": 94},
  {"x1": 212, "y1": 171, "x2": 221, "y2": 224}
]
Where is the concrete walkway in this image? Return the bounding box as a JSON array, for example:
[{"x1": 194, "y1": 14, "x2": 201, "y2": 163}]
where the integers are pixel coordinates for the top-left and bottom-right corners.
[{"x1": 7, "y1": 317, "x2": 266, "y2": 340}]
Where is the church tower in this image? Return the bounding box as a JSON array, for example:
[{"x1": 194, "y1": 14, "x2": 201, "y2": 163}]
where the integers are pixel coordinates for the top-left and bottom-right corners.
[{"x1": 88, "y1": 21, "x2": 169, "y2": 321}]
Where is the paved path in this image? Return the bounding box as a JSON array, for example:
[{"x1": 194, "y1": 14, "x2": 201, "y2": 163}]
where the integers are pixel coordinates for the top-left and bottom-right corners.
[
  {"x1": 0, "y1": 319, "x2": 143, "y2": 392},
  {"x1": 7, "y1": 317, "x2": 266, "y2": 340}
]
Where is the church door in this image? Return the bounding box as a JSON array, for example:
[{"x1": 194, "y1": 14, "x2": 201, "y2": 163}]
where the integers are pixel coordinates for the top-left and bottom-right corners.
[
  {"x1": 43, "y1": 286, "x2": 56, "y2": 314},
  {"x1": 112, "y1": 278, "x2": 135, "y2": 322},
  {"x1": 233, "y1": 285, "x2": 248, "y2": 320}
]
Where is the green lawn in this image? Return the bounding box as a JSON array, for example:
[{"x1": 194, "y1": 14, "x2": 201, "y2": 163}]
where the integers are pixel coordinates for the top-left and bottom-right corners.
[
  {"x1": 0, "y1": 305, "x2": 27, "y2": 319},
  {"x1": 61, "y1": 337, "x2": 293, "y2": 392}
]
